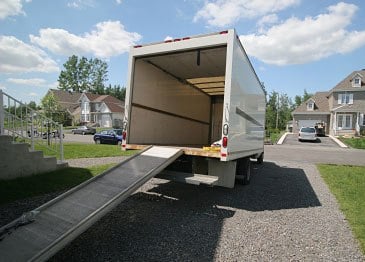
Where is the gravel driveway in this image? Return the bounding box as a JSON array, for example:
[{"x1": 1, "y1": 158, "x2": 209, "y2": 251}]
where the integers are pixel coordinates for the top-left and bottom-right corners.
[{"x1": 1, "y1": 146, "x2": 364, "y2": 261}]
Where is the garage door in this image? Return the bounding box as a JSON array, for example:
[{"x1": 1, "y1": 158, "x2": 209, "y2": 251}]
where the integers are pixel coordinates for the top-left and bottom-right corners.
[{"x1": 298, "y1": 120, "x2": 320, "y2": 128}]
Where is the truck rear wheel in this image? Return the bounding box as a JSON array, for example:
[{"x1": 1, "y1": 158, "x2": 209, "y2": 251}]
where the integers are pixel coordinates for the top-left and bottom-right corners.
[
  {"x1": 236, "y1": 157, "x2": 251, "y2": 185},
  {"x1": 257, "y1": 153, "x2": 264, "y2": 164}
]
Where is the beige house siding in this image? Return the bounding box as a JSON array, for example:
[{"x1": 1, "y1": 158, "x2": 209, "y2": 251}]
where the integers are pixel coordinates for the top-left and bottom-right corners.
[
  {"x1": 331, "y1": 91, "x2": 365, "y2": 109},
  {"x1": 328, "y1": 95, "x2": 334, "y2": 110}
]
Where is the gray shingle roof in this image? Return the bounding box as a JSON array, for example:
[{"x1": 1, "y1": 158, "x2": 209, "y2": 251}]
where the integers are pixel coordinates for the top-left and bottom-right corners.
[
  {"x1": 50, "y1": 89, "x2": 124, "y2": 114},
  {"x1": 330, "y1": 70, "x2": 365, "y2": 92},
  {"x1": 50, "y1": 89, "x2": 81, "y2": 113},
  {"x1": 293, "y1": 91, "x2": 330, "y2": 113}
]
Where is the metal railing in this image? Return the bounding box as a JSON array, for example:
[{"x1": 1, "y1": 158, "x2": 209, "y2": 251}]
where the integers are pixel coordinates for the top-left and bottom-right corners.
[{"x1": 0, "y1": 89, "x2": 64, "y2": 162}]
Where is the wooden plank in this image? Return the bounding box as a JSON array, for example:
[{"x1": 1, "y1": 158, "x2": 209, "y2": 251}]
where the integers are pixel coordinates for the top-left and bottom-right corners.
[
  {"x1": 186, "y1": 76, "x2": 225, "y2": 84},
  {"x1": 208, "y1": 92, "x2": 224, "y2": 96},
  {"x1": 125, "y1": 144, "x2": 221, "y2": 158},
  {"x1": 195, "y1": 82, "x2": 225, "y2": 89},
  {"x1": 198, "y1": 88, "x2": 224, "y2": 93}
]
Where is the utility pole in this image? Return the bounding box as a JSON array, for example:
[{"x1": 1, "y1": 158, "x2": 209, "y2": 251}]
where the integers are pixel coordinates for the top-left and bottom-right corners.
[{"x1": 276, "y1": 93, "x2": 279, "y2": 129}]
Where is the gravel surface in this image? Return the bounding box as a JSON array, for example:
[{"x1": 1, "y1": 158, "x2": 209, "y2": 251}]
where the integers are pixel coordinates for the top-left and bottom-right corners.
[{"x1": 1, "y1": 156, "x2": 364, "y2": 261}]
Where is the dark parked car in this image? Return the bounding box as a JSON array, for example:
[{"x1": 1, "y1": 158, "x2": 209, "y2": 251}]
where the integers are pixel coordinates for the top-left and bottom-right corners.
[
  {"x1": 72, "y1": 126, "x2": 96, "y2": 135},
  {"x1": 93, "y1": 129, "x2": 123, "y2": 145}
]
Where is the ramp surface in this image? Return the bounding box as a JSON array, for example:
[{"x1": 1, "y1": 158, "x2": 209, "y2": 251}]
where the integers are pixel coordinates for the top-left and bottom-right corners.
[{"x1": 0, "y1": 146, "x2": 182, "y2": 261}]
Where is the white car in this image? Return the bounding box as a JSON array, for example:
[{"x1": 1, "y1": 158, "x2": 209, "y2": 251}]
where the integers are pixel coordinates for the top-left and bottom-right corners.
[{"x1": 298, "y1": 127, "x2": 317, "y2": 142}]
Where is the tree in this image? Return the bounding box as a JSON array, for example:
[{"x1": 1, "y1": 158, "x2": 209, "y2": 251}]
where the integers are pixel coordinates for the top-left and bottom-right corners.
[
  {"x1": 41, "y1": 92, "x2": 70, "y2": 124},
  {"x1": 293, "y1": 89, "x2": 313, "y2": 109},
  {"x1": 58, "y1": 55, "x2": 108, "y2": 93},
  {"x1": 27, "y1": 101, "x2": 38, "y2": 110},
  {"x1": 265, "y1": 91, "x2": 293, "y2": 131},
  {"x1": 303, "y1": 89, "x2": 312, "y2": 102},
  {"x1": 266, "y1": 91, "x2": 279, "y2": 130},
  {"x1": 89, "y1": 58, "x2": 108, "y2": 94},
  {"x1": 104, "y1": 84, "x2": 126, "y2": 101},
  {"x1": 278, "y1": 94, "x2": 292, "y2": 130},
  {"x1": 294, "y1": 95, "x2": 302, "y2": 107}
]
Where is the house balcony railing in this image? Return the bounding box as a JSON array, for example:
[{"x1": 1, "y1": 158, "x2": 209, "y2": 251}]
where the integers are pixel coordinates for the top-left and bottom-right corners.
[{"x1": 0, "y1": 89, "x2": 64, "y2": 162}]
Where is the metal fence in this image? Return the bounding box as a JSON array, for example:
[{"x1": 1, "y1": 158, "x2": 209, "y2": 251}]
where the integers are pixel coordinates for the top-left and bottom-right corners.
[{"x1": 0, "y1": 89, "x2": 64, "y2": 162}]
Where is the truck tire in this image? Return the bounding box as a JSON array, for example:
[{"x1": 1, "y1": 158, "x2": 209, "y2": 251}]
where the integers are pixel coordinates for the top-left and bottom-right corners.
[
  {"x1": 257, "y1": 153, "x2": 264, "y2": 164},
  {"x1": 236, "y1": 157, "x2": 251, "y2": 185}
]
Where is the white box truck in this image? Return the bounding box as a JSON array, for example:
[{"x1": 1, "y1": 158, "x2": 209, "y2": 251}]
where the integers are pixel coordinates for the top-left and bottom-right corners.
[{"x1": 122, "y1": 29, "x2": 265, "y2": 188}]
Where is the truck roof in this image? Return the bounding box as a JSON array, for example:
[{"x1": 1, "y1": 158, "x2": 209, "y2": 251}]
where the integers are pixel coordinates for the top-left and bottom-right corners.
[
  {"x1": 132, "y1": 30, "x2": 232, "y2": 49},
  {"x1": 128, "y1": 28, "x2": 264, "y2": 98}
]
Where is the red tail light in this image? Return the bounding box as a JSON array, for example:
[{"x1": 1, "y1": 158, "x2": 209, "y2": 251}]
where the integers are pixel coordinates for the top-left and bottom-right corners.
[
  {"x1": 134, "y1": 45, "x2": 142, "y2": 48},
  {"x1": 182, "y1": 37, "x2": 190, "y2": 40},
  {"x1": 122, "y1": 132, "x2": 127, "y2": 140},
  {"x1": 222, "y1": 137, "x2": 228, "y2": 148},
  {"x1": 220, "y1": 30, "x2": 228, "y2": 34}
]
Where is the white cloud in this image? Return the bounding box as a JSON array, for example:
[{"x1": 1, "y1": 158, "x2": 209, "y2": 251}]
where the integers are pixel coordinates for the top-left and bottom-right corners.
[
  {"x1": 29, "y1": 92, "x2": 38, "y2": 97},
  {"x1": 7, "y1": 78, "x2": 47, "y2": 86},
  {"x1": 30, "y1": 21, "x2": 142, "y2": 58},
  {"x1": 67, "y1": 0, "x2": 95, "y2": 9},
  {"x1": 240, "y1": 2, "x2": 365, "y2": 65},
  {"x1": 194, "y1": 0, "x2": 299, "y2": 27},
  {"x1": 257, "y1": 14, "x2": 279, "y2": 33},
  {"x1": 0, "y1": 36, "x2": 59, "y2": 73},
  {"x1": 116, "y1": 0, "x2": 122, "y2": 4},
  {"x1": 0, "y1": 0, "x2": 25, "y2": 19}
]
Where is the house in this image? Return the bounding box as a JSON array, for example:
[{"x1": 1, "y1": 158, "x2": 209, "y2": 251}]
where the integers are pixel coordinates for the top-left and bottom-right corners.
[
  {"x1": 78, "y1": 92, "x2": 124, "y2": 128},
  {"x1": 48, "y1": 89, "x2": 124, "y2": 128},
  {"x1": 292, "y1": 70, "x2": 365, "y2": 136}
]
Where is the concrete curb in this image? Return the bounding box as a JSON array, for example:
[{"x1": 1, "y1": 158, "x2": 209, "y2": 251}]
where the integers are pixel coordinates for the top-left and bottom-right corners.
[
  {"x1": 277, "y1": 132, "x2": 290, "y2": 145},
  {"x1": 329, "y1": 135, "x2": 348, "y2": 148}
]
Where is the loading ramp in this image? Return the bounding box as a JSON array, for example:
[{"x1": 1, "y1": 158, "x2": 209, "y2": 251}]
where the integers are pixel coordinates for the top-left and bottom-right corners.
[{"x1": 0, "y1": 146, "x2": 183, "y2": 261}]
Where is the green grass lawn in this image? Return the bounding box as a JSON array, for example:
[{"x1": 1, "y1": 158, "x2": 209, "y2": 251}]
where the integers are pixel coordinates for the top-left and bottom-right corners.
[
  {"x1": 265, "y1": 131, "x2": 285, "y2": 144},
  {"x1": 0, "y1": 163, "x2": 116, "y2": 205},
  {"x1": 317, "y1": 164, "x2": 365, "y2": 253},
  {"x1": 339, "y1": 137, "x2": 365, "y2": 149},
  {"x1": 36, "y1": 143, "x2": 138, "y2": 159}
]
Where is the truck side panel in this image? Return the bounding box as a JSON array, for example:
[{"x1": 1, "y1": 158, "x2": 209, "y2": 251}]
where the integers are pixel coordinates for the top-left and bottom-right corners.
[{"x1": 224, "y1": 35, "x2": 265, "y2": 161}]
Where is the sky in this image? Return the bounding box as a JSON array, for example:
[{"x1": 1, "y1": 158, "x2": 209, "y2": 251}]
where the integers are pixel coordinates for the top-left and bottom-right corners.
[{"x1": 1, "y1": 0, "x2": 365, "y2": 104}]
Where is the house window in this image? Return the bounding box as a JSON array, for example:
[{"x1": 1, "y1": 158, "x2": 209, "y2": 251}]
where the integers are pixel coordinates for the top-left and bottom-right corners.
[
  {"x1": 337, "y1": 114, "x2": 352, "y2": 129},
  {"x1": 307, "y1": 101, "x2": 314, "y2": 111},
  {"x1": 338, "y1": 93, "x2": 353, "y2": 104},
  {"x1": 353, "y1": 77, "x2": 361, "y2": 87}
]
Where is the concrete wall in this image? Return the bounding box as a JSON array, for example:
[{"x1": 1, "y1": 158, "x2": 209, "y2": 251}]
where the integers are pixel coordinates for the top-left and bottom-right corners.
[{"x1": 0, "y1": 136, "x2": 63, "y2": 180}]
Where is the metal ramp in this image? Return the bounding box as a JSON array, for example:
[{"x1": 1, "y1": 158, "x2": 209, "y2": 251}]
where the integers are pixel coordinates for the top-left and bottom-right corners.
[{"x1": 0, "y1": 146, "x2": 183, "y2": 262}]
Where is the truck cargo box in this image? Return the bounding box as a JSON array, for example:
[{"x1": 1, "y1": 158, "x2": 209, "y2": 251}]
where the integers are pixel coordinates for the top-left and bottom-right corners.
[{"x1": 122, "y1": 29, "x2": 265, "y2": 187}]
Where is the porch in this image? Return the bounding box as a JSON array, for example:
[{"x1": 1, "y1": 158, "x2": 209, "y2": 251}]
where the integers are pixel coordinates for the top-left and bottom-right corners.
[{"x1": 331, "y1": 111, "x2": 364, "y2": 137}]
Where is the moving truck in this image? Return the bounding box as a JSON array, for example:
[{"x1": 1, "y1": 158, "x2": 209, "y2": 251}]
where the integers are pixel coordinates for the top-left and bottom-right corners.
[{"x1": 122, "y1": 29, "x2": 266, "y2": 188}]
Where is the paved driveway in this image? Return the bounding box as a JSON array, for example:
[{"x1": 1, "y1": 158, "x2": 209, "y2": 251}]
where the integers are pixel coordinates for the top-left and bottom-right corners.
[{"x1": 282, "y1": 133, "x2": 339, "y2": 148}]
